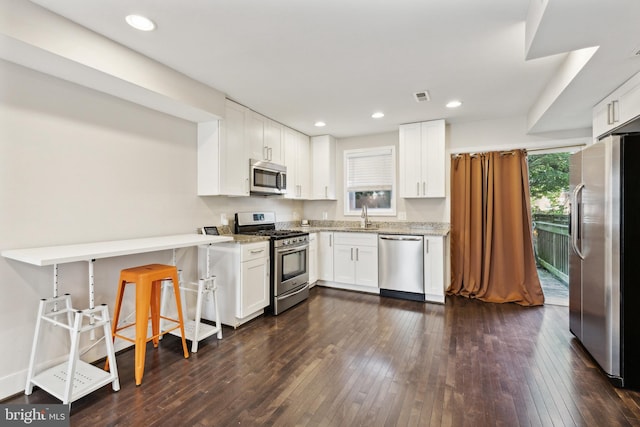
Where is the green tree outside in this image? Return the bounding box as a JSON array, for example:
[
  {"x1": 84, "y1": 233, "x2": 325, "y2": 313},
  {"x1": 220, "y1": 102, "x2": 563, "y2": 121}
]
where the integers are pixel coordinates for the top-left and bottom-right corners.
[{"x1": 528, "y1": 152, "x2": 570, "y2": 215}]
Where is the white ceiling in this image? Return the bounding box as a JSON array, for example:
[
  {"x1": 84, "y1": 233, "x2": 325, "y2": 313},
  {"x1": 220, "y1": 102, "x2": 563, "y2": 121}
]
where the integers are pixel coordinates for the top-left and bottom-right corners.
[{"x1": 24, "y1": 0, "x2": 640, "y2": 138}]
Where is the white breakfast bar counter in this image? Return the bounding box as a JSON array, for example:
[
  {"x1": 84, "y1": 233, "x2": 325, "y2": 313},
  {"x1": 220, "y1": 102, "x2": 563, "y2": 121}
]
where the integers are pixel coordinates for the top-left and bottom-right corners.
[
  {"x1": 1, "y1": 233, "x2": 232, "y2": 405},
  {"x1": 2, "y1": 234, "x2": 234, "y2": 266}
]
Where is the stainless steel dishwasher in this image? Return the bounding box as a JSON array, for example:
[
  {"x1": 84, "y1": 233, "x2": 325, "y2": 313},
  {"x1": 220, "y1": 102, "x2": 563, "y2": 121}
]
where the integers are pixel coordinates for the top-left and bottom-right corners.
[{"x1": 378, "y1": 234, "x2": 425, "y2": 301}]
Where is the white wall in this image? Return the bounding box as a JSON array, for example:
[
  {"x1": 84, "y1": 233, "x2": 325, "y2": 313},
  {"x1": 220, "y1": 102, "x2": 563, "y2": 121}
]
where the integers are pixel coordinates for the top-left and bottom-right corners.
[{"x1": 0, "y1": 60, "x2": 301, "y2": 399}]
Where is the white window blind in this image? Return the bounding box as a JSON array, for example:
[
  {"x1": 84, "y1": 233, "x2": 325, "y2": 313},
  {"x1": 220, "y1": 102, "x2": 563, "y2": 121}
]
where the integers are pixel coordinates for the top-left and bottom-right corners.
[{"x1": 346, "y1": 148, "x2": 393, "y2": 192}]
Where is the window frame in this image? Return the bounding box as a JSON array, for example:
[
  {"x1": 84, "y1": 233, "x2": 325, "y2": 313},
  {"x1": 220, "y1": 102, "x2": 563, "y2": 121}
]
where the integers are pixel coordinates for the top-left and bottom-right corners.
[{"x1": 343, "y1": 146, "x2": 397, "y2": 217}]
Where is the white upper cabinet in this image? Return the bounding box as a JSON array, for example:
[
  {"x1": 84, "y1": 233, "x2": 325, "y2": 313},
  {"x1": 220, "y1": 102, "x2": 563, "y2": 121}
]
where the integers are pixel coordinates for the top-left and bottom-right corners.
[
  {"x1": 399, "y1": 119, "x2": 445, "y2": 198},
  {"x1": 310, "y1": 135, "x2": 337, "y2": 200},
  {"x1": 197, "y1": 99, "x2": 250, "y2": 196},
  {"x1": 246, "y1": 111, "x2": 266, "y2": 161},
  {"x1": 264, "y1": 119, "x2": 285, "y2": 164},
  {"x1": 284, "y1": 127, "x2": 311, "y2": 199},
  {"x1": 248, "y1": 112, "x2": 285, "y2": 164},
  {"x1": 593, "y1": 72, "x2": 640, "y2": 139}
]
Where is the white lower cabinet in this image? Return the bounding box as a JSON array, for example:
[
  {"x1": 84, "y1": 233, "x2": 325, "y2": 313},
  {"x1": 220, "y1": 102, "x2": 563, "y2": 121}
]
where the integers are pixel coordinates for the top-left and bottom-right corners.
[
  {"x1": 201, "y1": 241, "x2": 270, "y2": 328},
  {"x1": 318, "y1": 232, "x2": 334, "y2": 281},
  {"x1": 330, "y1": 232, "x2": 378, "y2": 293},
  {"x1": 308, "y1": 233, "x2": 318, "y2": 286},
  {"x1": 424, "y1": 236, "x2": 446, "y2": 303}
]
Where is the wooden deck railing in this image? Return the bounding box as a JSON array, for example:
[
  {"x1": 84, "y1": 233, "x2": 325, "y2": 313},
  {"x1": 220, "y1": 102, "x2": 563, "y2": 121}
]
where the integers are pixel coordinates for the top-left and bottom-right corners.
[{"x1": 533, "y1": 220, "x2": 569, "y2": 284}]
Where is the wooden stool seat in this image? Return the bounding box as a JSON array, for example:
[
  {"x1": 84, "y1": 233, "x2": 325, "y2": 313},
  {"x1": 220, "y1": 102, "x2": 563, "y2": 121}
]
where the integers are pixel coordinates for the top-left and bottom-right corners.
[{"x1": 109, "y1": 263, "x2": 189, "y2": 385}]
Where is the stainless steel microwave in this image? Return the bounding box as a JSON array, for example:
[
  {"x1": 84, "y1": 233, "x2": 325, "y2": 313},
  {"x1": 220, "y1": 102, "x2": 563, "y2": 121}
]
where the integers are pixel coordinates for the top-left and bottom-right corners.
[{"x1": 250, "y1": 159, "x2": 287, "y2": 195}]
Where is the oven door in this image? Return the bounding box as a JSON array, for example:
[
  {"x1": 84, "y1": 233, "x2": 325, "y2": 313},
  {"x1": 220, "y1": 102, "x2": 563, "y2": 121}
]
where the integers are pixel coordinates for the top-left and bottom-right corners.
[{"x1": 274, "y1": 244, "x2": 309, "y2": 296}]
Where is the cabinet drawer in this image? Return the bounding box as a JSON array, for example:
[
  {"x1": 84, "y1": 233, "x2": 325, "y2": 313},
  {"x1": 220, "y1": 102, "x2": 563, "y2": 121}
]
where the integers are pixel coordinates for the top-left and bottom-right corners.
[
  {"x1": 241, "y1": 242, "x2": 269, "y2": 262},
  {"x1": 333, "y1": 232, "x2": 378, "y2": 247}
]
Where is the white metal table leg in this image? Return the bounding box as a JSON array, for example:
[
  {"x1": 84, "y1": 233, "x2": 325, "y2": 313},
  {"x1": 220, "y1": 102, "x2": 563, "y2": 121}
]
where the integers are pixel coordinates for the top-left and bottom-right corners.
[{"x1": 62, "y1": 309, "x2": 83, "y2": 404}]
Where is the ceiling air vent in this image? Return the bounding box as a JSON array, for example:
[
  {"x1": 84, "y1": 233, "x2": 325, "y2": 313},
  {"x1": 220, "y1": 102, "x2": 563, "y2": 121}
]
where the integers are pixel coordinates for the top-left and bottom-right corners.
[{"x1": 414, "y1": 91, "x2": 431, "y2": 103}]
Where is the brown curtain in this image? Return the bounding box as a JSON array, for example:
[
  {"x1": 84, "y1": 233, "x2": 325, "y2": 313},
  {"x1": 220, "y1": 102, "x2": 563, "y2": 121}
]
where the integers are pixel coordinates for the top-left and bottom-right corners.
[{"x1": 448, "y1": 150, "x2": 544, "y2": 306}]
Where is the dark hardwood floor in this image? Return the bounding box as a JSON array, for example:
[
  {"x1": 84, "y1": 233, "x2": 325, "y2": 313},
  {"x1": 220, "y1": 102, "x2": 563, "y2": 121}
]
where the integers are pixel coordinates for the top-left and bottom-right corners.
[{"x1": 5, "y1": 286, "x2": 640, "y2": 426}]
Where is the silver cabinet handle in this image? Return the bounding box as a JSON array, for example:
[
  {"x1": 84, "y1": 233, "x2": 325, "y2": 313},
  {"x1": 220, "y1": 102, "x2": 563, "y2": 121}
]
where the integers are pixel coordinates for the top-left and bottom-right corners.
[
  {"x1": 325, "y1": 186, "x2": 328, "y2": 199},
  {"x1": 608, "y1": 100, "x2": 620, "y2": 125},
  {"x1": 416, "y1": 182, "x2": 420, "y2": 196},
  {"x1": 426, "y1": 239, "x2": 429, "y2": 253},
  {"x1": 356, "y1": 248, "x2": 359, "y2": 261},
  {"x1": 350, "y1": 247, "x2": 353, "y2": 260},
  {"x1": 263, "y1": 146, "x2": 268, "y2": 160},
  {"x1": 268, "y1": 147, "x2": 273, "y2": 161},
  {"x1": 329, "y1": 235, "x2": 332, "y2": 247},
  {"x1": 250, "y1": 249, "x2": 265, "y2": 254},
  {"x1": 245, "y1": 178, "x2": 249, "y2": 194}
]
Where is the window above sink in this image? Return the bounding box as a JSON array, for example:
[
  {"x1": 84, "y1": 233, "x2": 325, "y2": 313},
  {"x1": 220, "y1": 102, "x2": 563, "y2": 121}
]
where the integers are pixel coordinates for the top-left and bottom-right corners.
[{"x1": 344, "y1": 146, "x2": 396, "y2": 216}]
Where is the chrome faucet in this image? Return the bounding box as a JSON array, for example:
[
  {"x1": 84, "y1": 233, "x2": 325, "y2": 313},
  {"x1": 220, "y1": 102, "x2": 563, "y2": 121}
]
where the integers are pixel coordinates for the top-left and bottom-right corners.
[{"x1": 360, "y1": 205, "x2": 371, "y2": 228}]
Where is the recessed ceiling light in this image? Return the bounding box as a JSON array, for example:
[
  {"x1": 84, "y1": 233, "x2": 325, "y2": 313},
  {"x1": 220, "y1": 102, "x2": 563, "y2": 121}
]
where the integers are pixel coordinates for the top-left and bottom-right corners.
[
  {"x1": 125, "y1": 14, "x2": 156, "y2": 31},
  {"x1": 371, "y1": 112, "x2": 385, "y2": 119},
  {"x1": 446, "y1": 100, "x2": 463, "y2": 108},
  {"x1": 314, "y1": 121, "x2": 326, "y2": 127}
]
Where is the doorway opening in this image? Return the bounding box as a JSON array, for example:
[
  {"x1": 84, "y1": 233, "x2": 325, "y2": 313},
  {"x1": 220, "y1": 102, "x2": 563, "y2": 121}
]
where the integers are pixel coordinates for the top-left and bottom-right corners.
[{"x1": 528, "y1": 150, "x2": 572, "y2": 306}]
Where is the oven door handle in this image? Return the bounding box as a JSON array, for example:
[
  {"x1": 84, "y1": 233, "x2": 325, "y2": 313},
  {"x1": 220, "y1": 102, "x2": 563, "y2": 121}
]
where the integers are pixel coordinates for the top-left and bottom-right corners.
[
  {"x1": 278, "y1": 284, "x2": 309, "y2": 300},
  {"x1": 276, "y1": 244, "x2": 309, "y2": 255}
]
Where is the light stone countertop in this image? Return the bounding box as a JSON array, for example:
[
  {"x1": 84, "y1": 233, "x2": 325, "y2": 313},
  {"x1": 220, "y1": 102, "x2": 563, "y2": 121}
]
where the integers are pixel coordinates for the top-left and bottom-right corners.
[
  {"x1": 281, "y1": 221, "x2": 450, "y2": 237},
  {"x1": 209, "y1": 221, "x2": 450, "y2": 241}
]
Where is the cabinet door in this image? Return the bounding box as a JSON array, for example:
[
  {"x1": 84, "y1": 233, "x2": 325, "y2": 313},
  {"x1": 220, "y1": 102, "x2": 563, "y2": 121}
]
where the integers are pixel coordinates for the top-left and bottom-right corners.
[
  {"x1": 247, "y1": 111, "x2": 266, "y2": 161},
  {"x1": 311, "y1": 135, "x2": 336, "y2": 199},
  {"x1": 421, "y1": 120, "x2": 446, "y2": 198},
  {"x1": 309, "y1": 233, "x2": 318, "y2": 285},
  {"x1": 354, "y1": 245, "x2": 378, "y2": 288},
  {"x1": 318, "y1": 232, "x2": 334, "y2": 281},
  {"x1": 399, "y1": 123, "x2": 423, "y2": 198},
  {"x1": 620, "y1": 81, "x2": 640, "y2": 127},
  {"x1": 297, "y1": 132, "x2": 311, "y2": 199},
  {"x1": 424, "y1": 236, "x2": 445, "y2": 303},
  {"x1": 265, "y1": 119, "x2": 284, "y2": 164},
  {"x1": 592, "y1": 97, "x2": 616, "y2": 140},
  {"x1": 284, "y1": 127, "x2": 298, "y2": 199},
  {"x1": 238, "y1": 256, "x2": 269, "y2": 318},
  {"x1": 333, "y1": 244, "x2": 355, "y2": 284},
  {"x1": 221, "y1": 101, "x2": 249, "y2": 196}
]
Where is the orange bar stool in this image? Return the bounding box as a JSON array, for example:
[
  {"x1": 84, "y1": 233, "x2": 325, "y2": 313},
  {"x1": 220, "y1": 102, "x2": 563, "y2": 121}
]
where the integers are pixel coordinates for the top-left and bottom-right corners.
[{"x1": 109, "y1": 264, "x2": 189, "y2": 385}]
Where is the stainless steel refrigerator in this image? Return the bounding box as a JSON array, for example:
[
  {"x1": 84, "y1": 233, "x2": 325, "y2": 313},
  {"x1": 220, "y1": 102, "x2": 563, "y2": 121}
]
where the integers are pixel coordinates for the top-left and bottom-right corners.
[{"x1": 569, "y1": 133, "x2": 640, "y2": 388}]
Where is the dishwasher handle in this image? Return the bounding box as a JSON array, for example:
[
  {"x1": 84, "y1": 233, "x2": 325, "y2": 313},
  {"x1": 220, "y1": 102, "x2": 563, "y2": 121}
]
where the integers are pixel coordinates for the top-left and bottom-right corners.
[{"x1": 379, "y1": 235, "x2": 422, "y2": 241}]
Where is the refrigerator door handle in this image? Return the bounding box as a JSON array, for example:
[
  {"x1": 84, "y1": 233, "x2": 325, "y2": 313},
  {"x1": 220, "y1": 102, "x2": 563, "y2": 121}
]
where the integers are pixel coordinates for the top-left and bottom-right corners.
[{"x1": 571, "y1": 183, "x2": 585, "y2": 260}]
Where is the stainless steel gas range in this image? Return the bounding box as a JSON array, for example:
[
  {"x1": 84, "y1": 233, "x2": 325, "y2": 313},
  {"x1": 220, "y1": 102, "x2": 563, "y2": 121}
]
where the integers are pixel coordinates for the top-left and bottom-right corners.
[{"x1": 235, "y1": 212, "x2": 309, "y2": 315}]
